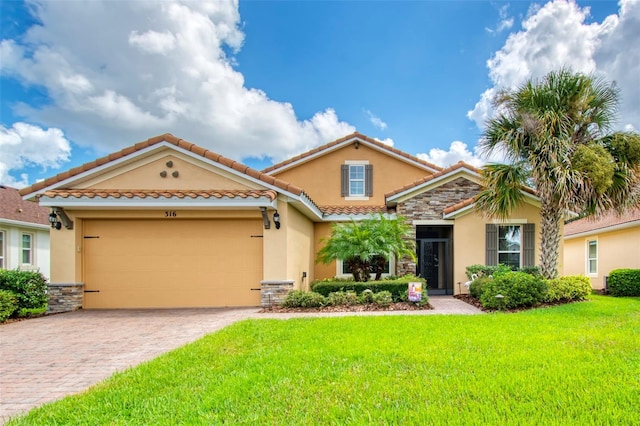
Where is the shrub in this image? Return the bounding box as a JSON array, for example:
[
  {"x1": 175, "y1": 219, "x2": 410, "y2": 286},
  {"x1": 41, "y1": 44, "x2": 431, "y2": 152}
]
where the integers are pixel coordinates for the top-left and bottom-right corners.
[
  {"x1": 281, "y1": 290, "x2": 326, "y2": 308},
  {"x1": 519, "y1": 266, "x2": 542, "y2": 277},
  {"x1": 545, "y1": 275, "x2": 592, "y2": 302},
  {"x1": 326, "y1": 291, "x2": 358, "y2": 306},
  {"x1": 469, "y1": 276, "x2": 492, "y2": 299},
  {"x1": 480, "y1": 271, "x2": 547, "y2": 310},
  {"x1": 466, "y1": 264, "x2": 541, "y2": 280},
  {"x1": 0, "y1": 290, "x2": 18, "y2": 322},
  {"x1": 372, "y1": 291, "x2": 393, "y2": 307},
  {"x1": 311, "y1": 276, "x2": 426, "y2": 302},
  {"x1": 0, "y1": 270, "x2": 48, "y2": 310},
  {"x1": 607, "y1": 269, "x2": 640, "y2": 297},
  {"x1": 359, "y1": 289, "x2": 375, "y2": 304}
]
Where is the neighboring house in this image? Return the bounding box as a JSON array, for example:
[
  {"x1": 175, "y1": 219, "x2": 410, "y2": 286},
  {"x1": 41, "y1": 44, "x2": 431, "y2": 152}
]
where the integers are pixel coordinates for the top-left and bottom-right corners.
[
  {"x1": 564, "y1": 208, "x2": 640, "y2": 290},
  {"x1": 0, "y1": 185, "x2": 51, "y2": 278},
  {"x1": 19, "y1": 132, "x2": 549, "y2": 309}
]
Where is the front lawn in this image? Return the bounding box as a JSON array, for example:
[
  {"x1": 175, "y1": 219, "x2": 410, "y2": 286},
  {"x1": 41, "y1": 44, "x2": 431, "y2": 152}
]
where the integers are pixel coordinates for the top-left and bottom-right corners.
[{"x1": 8, "y1": 296, "x2": 640, "y2": 425}]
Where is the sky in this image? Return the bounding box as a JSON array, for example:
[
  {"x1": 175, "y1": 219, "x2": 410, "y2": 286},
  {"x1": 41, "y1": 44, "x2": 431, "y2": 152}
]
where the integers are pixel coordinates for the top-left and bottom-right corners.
[{"x1": 1, "y1": 0, "x2": 638, "y2": 188}]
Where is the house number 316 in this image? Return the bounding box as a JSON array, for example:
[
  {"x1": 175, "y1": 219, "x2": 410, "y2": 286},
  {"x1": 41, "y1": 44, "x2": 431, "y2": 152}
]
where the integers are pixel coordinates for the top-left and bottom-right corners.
[{"x1": 165, "y1": 211, "x2": 177, "y2": 217}]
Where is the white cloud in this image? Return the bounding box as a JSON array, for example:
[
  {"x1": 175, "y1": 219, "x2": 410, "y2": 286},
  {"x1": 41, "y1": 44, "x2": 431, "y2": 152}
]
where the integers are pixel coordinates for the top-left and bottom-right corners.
[
  {"x1": 486, "y1": 4, "x2": 514, "y2": 34},
  {"x1": 0, "y1": 0, "x2": 355, "y2": 185},
  {"x1": 469, "y1": 0, "x2": 640, "y2": 134},
  {"x1": 364, "y1": 109, "x2": 388, "y2": 130},
  {"x1": 417, "y1": 141, "x2": 486, "y2": 168},
  {"x1": 376, "y1": 137, "x2": 394, "y2": 147},
  {"x1": 0, "y1": 123, "x2": 71, "y2": 188}
]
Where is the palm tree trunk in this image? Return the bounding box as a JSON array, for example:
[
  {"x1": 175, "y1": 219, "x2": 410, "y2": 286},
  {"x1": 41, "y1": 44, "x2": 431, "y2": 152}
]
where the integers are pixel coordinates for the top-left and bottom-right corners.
[{"x1": 539, "y1": 196, "x2": 563, "y2": 279}]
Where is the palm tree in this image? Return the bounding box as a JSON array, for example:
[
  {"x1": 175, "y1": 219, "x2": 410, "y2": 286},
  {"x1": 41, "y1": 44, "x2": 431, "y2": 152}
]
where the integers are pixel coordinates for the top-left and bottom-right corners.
[
  {"x1": 476, "y1": 69, "x2": 640, "y2": 279},
  {"x1": 317, "y1": 215, "x2": 416, "y2": 282}
]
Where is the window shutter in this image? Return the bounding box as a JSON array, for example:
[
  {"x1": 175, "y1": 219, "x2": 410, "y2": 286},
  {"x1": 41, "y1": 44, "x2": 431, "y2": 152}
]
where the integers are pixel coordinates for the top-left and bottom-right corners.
[
  {"x1": 365, "y1": 165, "x2": 373, "y2": 197},
  {"x1": 486, "y1": 224, "x2": 498, "y2": 265},
  {"x1": 341, "y1": 165, "x2": 348, "y2": 196},
  {"x1": 523, "y1": 223, "x2": 535, "y2": 267}
]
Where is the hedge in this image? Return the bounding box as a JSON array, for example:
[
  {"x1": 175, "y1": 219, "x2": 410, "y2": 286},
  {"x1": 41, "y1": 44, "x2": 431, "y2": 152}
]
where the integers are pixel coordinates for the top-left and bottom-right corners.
[
  {"x1": 0, "y1": 290, "x2": 18, "y2": 322},
  {"x1": 608, "y1": 269, "x2": 640, "y2": 297},
  {"x1": 311, "y1": 276, "x2": 426, "y2": 302},
  {"x1": 479, "y1": 271, "x2": 547, "y2": 310},
  {"x1": 545, "y1": 275, "x2": 592, "y2": 302},
  {"x1": 0, "y1": 269, "x2": 48, "y2": 310}
]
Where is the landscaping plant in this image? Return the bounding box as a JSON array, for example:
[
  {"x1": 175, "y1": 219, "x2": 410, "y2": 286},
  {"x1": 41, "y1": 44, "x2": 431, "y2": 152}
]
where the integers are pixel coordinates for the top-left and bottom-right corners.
[
  {"x1": 607, "y1": 268, "x2": 640, "y2": 297},
  {"x1": 479, "y1": 271, "x2": 547, "y2": 310}
]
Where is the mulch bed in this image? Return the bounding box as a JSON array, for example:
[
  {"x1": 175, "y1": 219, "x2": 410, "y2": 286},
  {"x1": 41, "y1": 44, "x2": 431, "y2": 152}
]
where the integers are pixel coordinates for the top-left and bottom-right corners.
[{"x1": 260, "y1": 302, "x2": 433, "y2": 313}]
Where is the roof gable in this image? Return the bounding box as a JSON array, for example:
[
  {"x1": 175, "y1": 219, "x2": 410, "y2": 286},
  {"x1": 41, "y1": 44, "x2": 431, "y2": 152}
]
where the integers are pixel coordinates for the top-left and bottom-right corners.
[
  {"x1": 19, "y1": 134, "x2": 304, "y2": 199},
  {"x1": 263, "y1": 132, "x2": 442, "y2": 175},
  {"x1": 565, "y1": 208, "x2": 640, "y2": 237}
]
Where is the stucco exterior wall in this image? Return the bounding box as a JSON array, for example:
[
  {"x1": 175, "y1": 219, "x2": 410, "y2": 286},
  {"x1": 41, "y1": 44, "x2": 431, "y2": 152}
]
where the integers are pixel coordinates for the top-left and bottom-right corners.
[
  {"x1": 272, "y1": 143, "x2": 433, "y2": 206},
  {"x1": 313, "y1": 222, "x2": 336, "y2": 280},
  {"x1": 564, "y1": 225, "x2": 640, "y2": 289},
  {"x1": 285, "y1": 205, "x2": 315, "y2": 290},
  {"x1": 0, "y1": 224, "x2": 50, "y2": 279}
]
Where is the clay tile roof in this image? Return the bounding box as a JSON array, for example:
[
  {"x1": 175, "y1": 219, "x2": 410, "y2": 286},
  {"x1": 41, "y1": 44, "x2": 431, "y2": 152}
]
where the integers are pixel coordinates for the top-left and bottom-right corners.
[
  {"x1": 41, "y1": 189, "x2": 279, "y2": 201},
  {"x1": 0, "y1": 185, "x2": 49, "y2": 225},
  {"x1": 385, "y1": 161, "x2": 481, "y2": 199},
  {"x1": 18, "y1": 134, "x2": 304, "y2": 198},
  {"x1": 320, "y1": 205, "x2": 391, "y2": 216},
  {"x1": 442, "y1": 196, "x2": 478, "y2": 215},
  {"x1": 262, "y1": 132, "x2": 442, "y2": 174},
  {"x1": 564, "y1": 208, "x2": 640, "y2": 236}
]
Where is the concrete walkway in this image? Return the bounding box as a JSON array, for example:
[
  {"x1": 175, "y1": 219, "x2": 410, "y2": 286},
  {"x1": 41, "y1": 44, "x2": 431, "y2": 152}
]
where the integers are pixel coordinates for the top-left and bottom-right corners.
[{"x1": 0, "y1": 296, "x2": 480, "y2": 423}]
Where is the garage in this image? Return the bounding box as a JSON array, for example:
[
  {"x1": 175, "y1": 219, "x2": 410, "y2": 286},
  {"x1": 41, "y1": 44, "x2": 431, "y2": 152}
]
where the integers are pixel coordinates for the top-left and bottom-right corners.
[{"x1": 82, "y1": 218, "x2": 263, "y2": 309}]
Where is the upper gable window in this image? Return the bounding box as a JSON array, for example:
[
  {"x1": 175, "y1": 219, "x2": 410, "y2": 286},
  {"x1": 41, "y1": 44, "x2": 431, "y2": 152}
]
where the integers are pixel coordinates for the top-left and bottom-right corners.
[{"x1": 341, "y1": 161, "x2": 372, "y2": 199}]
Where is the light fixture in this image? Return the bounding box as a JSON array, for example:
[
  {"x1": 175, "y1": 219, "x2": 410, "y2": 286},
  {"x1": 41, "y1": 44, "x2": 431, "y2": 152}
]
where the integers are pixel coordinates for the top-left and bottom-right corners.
[
  {"x1": 48, "y1": 211, "x2": 62, "y2": 230},
  {"x1": 273, "y1": 211, "x2": 281, "y2": 229}
]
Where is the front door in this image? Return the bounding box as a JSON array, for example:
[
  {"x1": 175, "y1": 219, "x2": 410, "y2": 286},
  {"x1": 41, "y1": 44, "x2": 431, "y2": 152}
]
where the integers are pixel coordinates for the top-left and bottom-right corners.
[{"x1": 418, "y1": 239, "x2": 452, "y2": 295}]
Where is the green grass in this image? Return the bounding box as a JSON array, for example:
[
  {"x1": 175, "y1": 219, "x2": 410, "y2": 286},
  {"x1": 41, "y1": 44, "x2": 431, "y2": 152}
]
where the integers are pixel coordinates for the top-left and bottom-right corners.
[{"x1": 9, "y1": 296, "x2": 640, "y2": 425}]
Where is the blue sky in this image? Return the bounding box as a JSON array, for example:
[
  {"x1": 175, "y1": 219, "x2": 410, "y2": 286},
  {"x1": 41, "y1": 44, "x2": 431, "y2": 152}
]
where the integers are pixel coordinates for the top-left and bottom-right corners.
[{"x1": 1, "y1": 0, "x2": 638, "y2": 187}]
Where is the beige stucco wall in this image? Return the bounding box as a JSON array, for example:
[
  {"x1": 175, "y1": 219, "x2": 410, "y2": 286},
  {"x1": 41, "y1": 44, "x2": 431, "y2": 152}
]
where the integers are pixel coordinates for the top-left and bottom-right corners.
[
  {"x1": 564, "y1": 225, "x2": 640, "y2": 289},
  {"x1": 313, "y1": 222, "x2": 336, "y2": 280},
  {"x1": 452, "y1": 202, "x2": 554, "y2": 295},
  {"x1": 77, "y1": 153, "x2": 254, "y2": 190},
  {"x1": 272, "y1": 143, "x2": 433, "y2": 206},
  {"x1": 286, "y1": 205, "x2": 315, "y2": 290}
]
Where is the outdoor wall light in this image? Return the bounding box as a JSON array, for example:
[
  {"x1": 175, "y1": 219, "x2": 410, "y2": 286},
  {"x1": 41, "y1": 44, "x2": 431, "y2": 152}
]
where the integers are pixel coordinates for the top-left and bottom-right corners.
[
  {"x1": 48, "y1": 211, "x2": 62, "y2": 230},
  {"x1": 273, "y1": 211, "x2": 281, "y2": 229}
]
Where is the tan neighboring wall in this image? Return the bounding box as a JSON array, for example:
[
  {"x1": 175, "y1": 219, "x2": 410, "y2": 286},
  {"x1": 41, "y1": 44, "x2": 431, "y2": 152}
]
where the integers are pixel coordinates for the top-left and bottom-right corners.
[
  {"x1": 272, "y1": 143, "x2": 432, "y2": 207},
  {"x1": 313, "y1": 222, "x2": 336, "y2": 281},
  {"x1": 565, "y1": 226, "x2": 640, "y2": 289},
  {"x1": 285, "y1": 204, "x2": 315, "y2": 290}
]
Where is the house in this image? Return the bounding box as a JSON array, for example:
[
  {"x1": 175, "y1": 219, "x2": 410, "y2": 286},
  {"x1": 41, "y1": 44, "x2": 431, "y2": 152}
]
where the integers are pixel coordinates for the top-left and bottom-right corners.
[
  {"x1": 19, "y1": 132, "x2": 549, "y2": 310},
  {"x1": 564, "y1": 208, "x2": 640, "y2": 290},
  {"x1": 0, "y1": 185, "x2": 51, "y2": 278}
]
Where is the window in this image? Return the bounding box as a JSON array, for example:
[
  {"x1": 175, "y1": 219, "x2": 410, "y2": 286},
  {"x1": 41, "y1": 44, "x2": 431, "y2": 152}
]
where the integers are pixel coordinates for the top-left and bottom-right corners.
[
  {"x1": 21, "y1": 233, "x2": 33, "y2": 265},
  {"x1": 349, "y1": 165, "x2": 365, "y2": 196},
  {"x1": 486, "y1": 223, "x2": 535, "y2": 268},
  {"x1": 587, "y1": 240, "x2": 597, "y2": 275},
  {"x1": 337, "y1": 256, "x2": 394, "y2": 278},
  {"x1": 341, "y1": 163, "x2": 373, "y2": 198},
  {"x1": 498, "y1": 225, "x2": 522, "y2": 269},
  {"x1": 0, "y1": 231, "x2": 4, "y2": 269}
]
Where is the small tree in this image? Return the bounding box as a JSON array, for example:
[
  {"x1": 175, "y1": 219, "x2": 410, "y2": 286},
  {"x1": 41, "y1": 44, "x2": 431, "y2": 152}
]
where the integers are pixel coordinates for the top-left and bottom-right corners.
[{"x1": 317, "y1": 215, "x2": 416, "y2": 282}]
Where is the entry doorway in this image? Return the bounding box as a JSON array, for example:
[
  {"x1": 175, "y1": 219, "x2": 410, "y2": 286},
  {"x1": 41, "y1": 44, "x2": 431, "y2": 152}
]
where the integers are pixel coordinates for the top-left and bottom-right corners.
[{"x1": 417, "y1": 226, "x2": 453, "y2": 295}]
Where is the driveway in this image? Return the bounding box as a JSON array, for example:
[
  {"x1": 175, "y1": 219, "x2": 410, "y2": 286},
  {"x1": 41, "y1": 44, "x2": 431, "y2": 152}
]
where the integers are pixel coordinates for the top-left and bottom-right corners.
[{"x1": 0, "y1": 297, "x2": 480, "y2": 422}]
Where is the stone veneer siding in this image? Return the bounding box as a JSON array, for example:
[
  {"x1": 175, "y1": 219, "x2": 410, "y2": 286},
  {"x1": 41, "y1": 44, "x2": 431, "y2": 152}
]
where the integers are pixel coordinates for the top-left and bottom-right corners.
[
  {"x1": 260, "y1": 280, "x2": 294, "y2": 307},
  {"x1": 47, "y1": 283, "x2": 84, "y2": 314},
  {"x1": 396, "y1": 177, "x2": 482, "y2": 276}
]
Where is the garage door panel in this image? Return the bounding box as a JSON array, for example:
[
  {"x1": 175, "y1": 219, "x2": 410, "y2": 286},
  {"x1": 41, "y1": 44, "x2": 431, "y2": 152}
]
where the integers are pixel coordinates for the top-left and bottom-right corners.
[{"x1": 83, "y1": 219, "x2": 262, "y2": 308}]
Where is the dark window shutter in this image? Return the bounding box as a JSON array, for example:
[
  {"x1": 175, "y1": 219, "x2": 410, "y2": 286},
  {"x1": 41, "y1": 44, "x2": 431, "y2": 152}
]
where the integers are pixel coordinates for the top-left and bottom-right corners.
[
  {"x1": 341, "y1": 165, "x2": 348, "y2": 196},
  {"x1": 365, "y1": 165, "x2": 373, "y2": 197},
  {"x1": 523, "y1": 224, "x2": 535, "y2": 267},
  {"x1": 486, "y1": 224, "x2": 498, "y2": 266}
]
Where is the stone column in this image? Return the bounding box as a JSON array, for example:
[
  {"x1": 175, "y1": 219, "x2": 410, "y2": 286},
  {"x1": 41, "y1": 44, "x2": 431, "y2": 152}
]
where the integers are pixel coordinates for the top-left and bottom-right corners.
[
  {"x1": 260, "y1": 280, "x2": 294, "y2": 308},
  {"x1": 47, "y1": 283, "x2": 84, "y2": 313}
]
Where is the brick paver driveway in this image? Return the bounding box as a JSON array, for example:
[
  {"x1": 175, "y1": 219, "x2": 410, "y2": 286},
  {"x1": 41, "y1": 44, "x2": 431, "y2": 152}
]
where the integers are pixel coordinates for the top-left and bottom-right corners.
[{"x1": 0, "y1": 308, "x2": 258, "y2": 423}]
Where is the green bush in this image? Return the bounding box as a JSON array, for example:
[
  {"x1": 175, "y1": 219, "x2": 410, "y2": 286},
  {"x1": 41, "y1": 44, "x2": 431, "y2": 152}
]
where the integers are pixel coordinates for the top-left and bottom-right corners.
[
  {"x1": 469, "y1": 276, "x2": 492, "y2": 299},
  {"x1": 281, "y1": 290, "x2": 326, "y2": 308},
  {"x1": 480, "y1": 271, "x2": 548, "y2": 310},
  {"x1": 0, "y1": 269, "x2": 48, "y2": 310},
  {"x1": 358, "y1": 289, "x2": 375, "y2": 304},
  {"x1": 372, "y1": 291, "x2": 393, "y2": 307},
  {"x1": 326, "y1": 291, "x2": 358, "y2": 306},
  {"x1": 466, "y1": 264, "x2": 540, "y2": 280},
  {"x1": 607, "y1": 269, "x2": 640, "y2": 297},
  {"x1": 0, "y1": 290, "x2": 18, "y2": 322},
  {"x1": 311, "y1": 276, "x2": 426, "y2": 302},
  {"x1": 545, "y1": 275, "x2": 592, "y2": 302}
]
